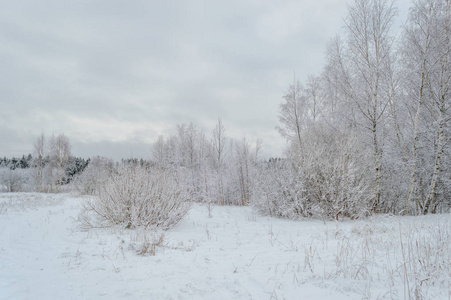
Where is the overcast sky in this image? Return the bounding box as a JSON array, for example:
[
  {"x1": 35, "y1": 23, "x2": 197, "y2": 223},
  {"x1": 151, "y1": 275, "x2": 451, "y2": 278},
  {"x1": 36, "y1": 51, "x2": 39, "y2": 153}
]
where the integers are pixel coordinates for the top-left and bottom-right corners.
[{"x1": 0, "y1": 0, "x2": 411, "y2": 161}]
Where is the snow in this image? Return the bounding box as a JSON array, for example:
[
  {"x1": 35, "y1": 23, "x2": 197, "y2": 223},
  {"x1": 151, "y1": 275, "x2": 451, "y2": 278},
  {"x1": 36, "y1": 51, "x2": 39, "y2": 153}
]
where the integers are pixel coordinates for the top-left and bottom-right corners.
[{"x1": 1, "y1": 193, "x2": 450, "y2": 299}]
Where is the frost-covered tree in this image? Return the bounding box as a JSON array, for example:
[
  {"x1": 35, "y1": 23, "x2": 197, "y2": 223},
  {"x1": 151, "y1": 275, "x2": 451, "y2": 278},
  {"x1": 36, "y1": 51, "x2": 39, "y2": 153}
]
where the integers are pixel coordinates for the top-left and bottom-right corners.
[
  {"x1": 0, "y1": 167, "x2": 32, "y2": 192},
  {"x1": 276, "y1": 78, "x2": 307, "y2": 148},
  {"x1": 211, "y1": 118, "x2": 228, "y2": 205},
  {"x1": 149, "y1": 120, "x2": 263, "y2": 208},
  {"x1": 72, "y1": 156, "x2": 113, "y2": 195},
  {"x1": 401, "y1": 0, "x2": 451, "y2": 214},
  {"x1": 305, "y1": 75, "x2": 323, "y2": 122},
  {"x1": 212, "y1": 118, "x2": 227, "y2": 168},
  {"x1": 33, "y1": 133, "x2": 45, "y2": 192},
  {"x1": 330, "y1": 0, "x2": 397, "y2": 212},
  {"x1": 235, "y1": 137, "x2": 253, "y2": 206},
  {"x1": 421, "y1": 0, "x2": 451, "y2": 213},
  {"x1": 152, "y1": 135, "x2": 166, "y2": 168},
  {"x1": 29, "y1": 133, "x2": 73, "y2": 192}
]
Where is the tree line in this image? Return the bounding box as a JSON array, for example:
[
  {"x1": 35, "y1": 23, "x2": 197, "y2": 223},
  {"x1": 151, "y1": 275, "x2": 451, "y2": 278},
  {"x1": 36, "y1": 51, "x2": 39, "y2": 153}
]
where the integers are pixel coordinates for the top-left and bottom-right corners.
[
  {"x1": 0, "y1": 155, "x2": 33, "y2": 170},
  {"x1": 0, "y1": 134, "x2": 89, "y2": 192}
]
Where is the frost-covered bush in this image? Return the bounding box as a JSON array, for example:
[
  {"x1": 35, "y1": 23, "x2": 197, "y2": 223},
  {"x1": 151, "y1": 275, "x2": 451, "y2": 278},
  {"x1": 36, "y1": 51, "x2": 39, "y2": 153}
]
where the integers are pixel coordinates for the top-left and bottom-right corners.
[
  {"x1": 254, "y1": 125, "x2": 373, "y2": 220},
  {"x1": 253, "y1": 159, "x2": 310, "y2": 219},
  {"x1": 298, "y1": 126, "x2": 374, "y2": 219},
  {"x1": 0, "y1": 167, "x2": 33, "y2": 192},
  {"x1": 80, "y1": 163, "x2": 191, "y2": 230},
  {"x1": 72, "y1": 156, "x2": 114, "y2": 195}
]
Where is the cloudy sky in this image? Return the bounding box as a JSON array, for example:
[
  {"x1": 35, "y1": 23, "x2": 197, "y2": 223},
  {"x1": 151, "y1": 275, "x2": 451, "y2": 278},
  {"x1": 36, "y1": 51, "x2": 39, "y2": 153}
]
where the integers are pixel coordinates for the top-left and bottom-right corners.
[{"x1": 0, "y1": 0, "x2": 411, "y2": 160}]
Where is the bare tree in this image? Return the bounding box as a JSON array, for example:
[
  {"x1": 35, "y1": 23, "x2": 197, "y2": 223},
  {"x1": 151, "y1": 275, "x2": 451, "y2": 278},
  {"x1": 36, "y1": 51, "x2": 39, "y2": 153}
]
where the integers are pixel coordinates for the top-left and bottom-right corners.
[
  {"x1": 152, "y1": 135, "x2": 166, "y2": 167},
  {"x1": 235, "y1": 137, "x2": 252, "y2": 206},
  {"x1": 211, "y1": 118, "x2": 228, "y2": 205},
  {"x1": 212, "y1": 118, "x2": 227, "y2": 168},
  {"x1": 33, "y1": 133, "x2": 45, "y2": 192},
  {"x1": 276, "y1": 78, "x2": 306, "y2": 148},
  {"x1": 73, "y1": 156, "x2": 113, "y2": 195},
  {"x1": 305, "y1": 75, "x2": 322, "y2": 122},
  {"x1": 47, "y1": 133, "x2": 71, "y2": 192}
]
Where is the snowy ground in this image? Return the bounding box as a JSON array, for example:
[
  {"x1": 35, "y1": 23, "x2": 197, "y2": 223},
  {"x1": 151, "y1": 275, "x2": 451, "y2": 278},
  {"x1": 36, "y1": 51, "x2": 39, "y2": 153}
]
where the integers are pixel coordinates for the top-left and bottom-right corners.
[{"x1": 0, "y1": 193, "x2": 450, "y2": 299}]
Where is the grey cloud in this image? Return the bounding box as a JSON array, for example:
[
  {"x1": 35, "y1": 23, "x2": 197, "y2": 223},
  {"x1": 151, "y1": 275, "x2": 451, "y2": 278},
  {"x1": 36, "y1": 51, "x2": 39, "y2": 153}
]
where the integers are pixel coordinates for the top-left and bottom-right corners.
[{"x1": 0, "y1": 0, "x2": 410, "y2": 160}]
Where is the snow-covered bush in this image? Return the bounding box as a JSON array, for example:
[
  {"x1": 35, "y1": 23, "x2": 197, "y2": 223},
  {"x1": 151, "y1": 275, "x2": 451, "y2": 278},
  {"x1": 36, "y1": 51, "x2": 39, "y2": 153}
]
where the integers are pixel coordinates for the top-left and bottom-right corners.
[
  {"x1": 297, "y1": 126, "x2": 374, "y2": 220},
  {"x1": 254, "y1": 125, "x2": 373, "y2": 220},
  {"x1": 80, "y1": 163, "x2": 191, "y2": 230},
  {"x1": 253, "y1": 159, "x2": 310, "y2": 219},
  {"x1": 72, "y1": 156, "x2": 113, "y2": 195},
  {"x1": 0, "y1": 167, "x2": 33, "y2": 192}
]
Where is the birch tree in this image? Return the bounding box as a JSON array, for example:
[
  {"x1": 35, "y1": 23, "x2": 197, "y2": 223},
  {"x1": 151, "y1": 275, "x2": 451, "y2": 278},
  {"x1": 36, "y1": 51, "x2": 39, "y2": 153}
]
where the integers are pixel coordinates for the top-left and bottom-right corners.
[
  {"x1": 212, "y1": 118, "x2": 228, "y2": 205},
  {"x1": 47, "y1": 133, "x2": 71, "y2": 192},
  {"x1": 276, "y1": 78, "x2": 306, "y2": 148},
  {"x1": 423, "y1": 0, "x2": 451, "y2": 213},
  {"x1": 328, "y1": 0, "x2": 397, "y2": 213},
  {"x1": 33, "y1": 133, "x2": 45, "y2": 192},
  {"x1": 402, "y1": 0, "x2": 442, "y2": 213},
  {"x1": 212, "y1": 118, "x2": 227, "y2": 168},
  {"x1": 305, "y1": 75, "x2": 322, "y2": 122},
  {"x1": 402, "y1": 0, "x2": 451, "y2": 213},
  {"x1": 152, "y1": 135, "x2": 166, "y2": 168}
]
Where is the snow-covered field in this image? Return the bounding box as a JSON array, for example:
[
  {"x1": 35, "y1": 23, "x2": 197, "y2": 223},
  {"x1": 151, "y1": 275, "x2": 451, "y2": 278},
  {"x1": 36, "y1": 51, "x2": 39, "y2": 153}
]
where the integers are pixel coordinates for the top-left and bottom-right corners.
[{"x1": 0, "y1": 193, "x2": 450, "y2": 299}]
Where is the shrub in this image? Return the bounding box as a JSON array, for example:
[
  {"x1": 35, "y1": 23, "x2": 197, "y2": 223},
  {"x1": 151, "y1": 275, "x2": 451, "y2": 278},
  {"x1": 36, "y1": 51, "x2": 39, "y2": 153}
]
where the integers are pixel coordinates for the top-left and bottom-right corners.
[
  {"x1": 0, "y1": 167, "x2": 33, "y2": 192},
  {"x1": 80, "y1": 163, "x2": 191, "y2": 230},
  {"x1": 298, "y1": 126, "x2": 373, "y2": 220},
  {"x1": 252, "y1": 159, "x2": 310, "y2": 219},
  {"x1": 253, "y1": 125, "x2": 373, "y2": 220}
]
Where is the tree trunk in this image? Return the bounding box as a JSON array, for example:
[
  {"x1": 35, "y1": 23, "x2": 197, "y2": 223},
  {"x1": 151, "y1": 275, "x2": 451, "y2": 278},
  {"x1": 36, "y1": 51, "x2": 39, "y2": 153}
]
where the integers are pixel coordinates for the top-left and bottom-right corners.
[
  {"x1": 423, "y1": 119, "x2": 445, "y2": 214},
  {"x1": 372, "y1": 121, "x2": 382, "y2": 214},
  {"x1": 405, "y1": 63, "x2": 427, "y2": 215}
]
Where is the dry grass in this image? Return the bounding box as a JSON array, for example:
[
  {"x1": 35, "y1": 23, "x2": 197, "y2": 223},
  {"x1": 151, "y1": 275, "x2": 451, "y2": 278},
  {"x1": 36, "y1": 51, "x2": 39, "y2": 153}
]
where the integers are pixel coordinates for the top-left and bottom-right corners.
[{"x1": 300, "y1": 216, "x2": 451, "y2": 299}]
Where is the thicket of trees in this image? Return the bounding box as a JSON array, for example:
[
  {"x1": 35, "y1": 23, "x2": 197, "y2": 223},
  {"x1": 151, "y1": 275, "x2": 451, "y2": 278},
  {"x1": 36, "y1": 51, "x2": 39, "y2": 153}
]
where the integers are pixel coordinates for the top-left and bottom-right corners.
[
  {"x1": 149, "y1": 120, "x2": 262, "y2": 207},
  {"x1": 2, "y1": 0, "x2": 449, "y2": 221},
  {"x1": 270, "y1": 0, "x2": 451, "y2": 216}
]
